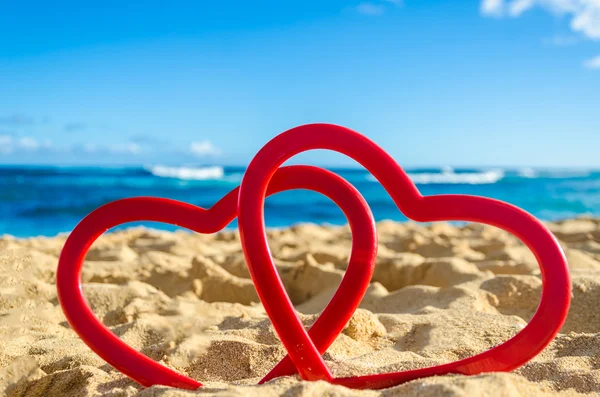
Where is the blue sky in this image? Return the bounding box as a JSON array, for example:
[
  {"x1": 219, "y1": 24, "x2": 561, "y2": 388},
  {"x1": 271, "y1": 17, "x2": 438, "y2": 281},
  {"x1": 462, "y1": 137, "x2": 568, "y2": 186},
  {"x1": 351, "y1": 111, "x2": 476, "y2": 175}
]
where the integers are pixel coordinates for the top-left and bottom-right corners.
[{"x1": 0, "y1": 0, "x2": 598, "y2": 167}]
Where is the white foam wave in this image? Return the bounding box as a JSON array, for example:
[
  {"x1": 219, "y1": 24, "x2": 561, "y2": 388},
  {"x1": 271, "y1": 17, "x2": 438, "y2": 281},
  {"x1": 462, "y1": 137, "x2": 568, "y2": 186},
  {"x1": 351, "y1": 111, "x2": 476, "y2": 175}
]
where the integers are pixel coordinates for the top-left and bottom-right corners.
[
  {"x1": 518, "y1": 168, "x2": 591, "y2": 179},
  {"x1": 541, "y1": 169, "x2": 592, "y2": 178},
  {"x1": 518, "y1": 168, "x2": 537, "y2": 178},
  {"x1": 367, "y1": 169, "x2": 505, "y2": 185},
  {"x1": 148, "y1": 165, "x2": 225, "y2": 181},
  {"x1": 408, "y1": 170, "x2": 504, "y2": 184}
]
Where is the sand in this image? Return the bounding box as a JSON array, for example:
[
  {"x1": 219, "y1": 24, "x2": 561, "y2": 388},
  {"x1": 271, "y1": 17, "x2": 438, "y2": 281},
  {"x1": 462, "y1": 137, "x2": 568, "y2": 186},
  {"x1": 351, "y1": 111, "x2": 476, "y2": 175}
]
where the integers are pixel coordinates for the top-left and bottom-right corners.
[{"x1": 1, "y1": 218, "x2": 600, "y2": 396}]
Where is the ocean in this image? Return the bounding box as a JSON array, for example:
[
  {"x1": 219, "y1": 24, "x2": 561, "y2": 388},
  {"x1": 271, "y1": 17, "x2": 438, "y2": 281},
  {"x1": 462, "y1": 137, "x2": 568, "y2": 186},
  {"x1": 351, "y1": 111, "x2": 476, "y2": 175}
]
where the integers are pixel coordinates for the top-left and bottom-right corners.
[{"x1": 1, "y1": 165, "x2": 599, "y2": 238}]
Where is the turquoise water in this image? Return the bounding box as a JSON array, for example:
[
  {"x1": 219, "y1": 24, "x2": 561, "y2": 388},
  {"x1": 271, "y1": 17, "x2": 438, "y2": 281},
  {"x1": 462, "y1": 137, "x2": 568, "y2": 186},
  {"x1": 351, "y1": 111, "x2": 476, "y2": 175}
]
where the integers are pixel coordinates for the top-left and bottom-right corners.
[{"x1": 1, "y1": 165, "x2": 599, "y2": 237}]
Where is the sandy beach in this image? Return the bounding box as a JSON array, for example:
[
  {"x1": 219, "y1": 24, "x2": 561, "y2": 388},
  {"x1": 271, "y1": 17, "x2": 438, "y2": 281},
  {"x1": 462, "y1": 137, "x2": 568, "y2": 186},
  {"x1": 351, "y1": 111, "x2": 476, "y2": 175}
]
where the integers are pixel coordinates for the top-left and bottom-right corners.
[{"x1": 1, "y1": 218, "x2": 599, "y2": 396}]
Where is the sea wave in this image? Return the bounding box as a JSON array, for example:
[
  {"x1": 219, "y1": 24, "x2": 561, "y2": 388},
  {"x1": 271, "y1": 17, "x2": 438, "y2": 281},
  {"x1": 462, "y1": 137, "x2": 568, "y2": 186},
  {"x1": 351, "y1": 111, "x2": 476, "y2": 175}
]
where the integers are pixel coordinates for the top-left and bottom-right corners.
[
  {"x1": 147, "y1": 165, "x2": 225, "y2": 180},
  {"x1": 408, "y1": 170, "x2": 505, "y2": 184},
  {"x1": 367, "y1": 169, "x2": 505, "y2": 185},
  {"x1": 516, "y1": 168, "x2": 594, "y2": 179},
  {"x1": 518, "y1": 168, "x2": 537, "y2": 178},
  {"x1": 541, "y1": 170, "x2": 592, "y2": 178}
]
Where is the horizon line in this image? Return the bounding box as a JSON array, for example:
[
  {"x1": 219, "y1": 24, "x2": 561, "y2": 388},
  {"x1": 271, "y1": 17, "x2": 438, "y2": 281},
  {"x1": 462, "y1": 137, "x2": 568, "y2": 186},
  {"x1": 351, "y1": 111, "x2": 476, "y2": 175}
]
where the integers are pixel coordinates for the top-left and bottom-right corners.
[{"x1": 0, "y1": 163, "x2": 598, "y2": 171}]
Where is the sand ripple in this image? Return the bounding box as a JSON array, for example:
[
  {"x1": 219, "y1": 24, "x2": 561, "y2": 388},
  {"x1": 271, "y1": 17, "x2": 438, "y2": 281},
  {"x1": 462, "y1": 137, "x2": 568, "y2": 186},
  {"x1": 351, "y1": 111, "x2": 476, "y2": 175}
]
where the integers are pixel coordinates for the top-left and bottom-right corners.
[{"x1": 2, "y1": 219, "x2": 600, "y2": 396}]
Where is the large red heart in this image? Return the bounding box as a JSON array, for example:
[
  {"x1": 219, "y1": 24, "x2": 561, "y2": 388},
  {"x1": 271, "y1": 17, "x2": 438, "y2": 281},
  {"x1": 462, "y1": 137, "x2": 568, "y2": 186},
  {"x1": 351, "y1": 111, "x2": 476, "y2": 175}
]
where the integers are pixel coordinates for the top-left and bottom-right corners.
[
  {"x1": 56, "y1": 165, "x2": 378, "y2": 389},
  {"x1": 238, "y1": 123, "x2": 571, "y2": 388}
]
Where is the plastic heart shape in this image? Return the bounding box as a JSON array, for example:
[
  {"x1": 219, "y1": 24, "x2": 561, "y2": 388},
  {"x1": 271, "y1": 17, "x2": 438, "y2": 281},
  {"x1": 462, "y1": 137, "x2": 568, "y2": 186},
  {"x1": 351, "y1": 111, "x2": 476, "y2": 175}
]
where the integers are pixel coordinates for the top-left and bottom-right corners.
[
  {"x1": 56, "y1": 165, "x2": 378, "y2": 389},
  {"x1": 237, "y1": 123, "x2": 571, "y2": 389}
]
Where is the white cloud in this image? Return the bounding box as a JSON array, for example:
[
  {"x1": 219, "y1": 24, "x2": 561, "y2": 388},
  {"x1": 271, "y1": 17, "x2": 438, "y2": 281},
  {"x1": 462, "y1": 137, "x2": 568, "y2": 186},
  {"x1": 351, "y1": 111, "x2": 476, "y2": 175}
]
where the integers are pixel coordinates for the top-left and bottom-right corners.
[
  {"x1": 356, "y1": 2, "x2": 386, "y2": 15},
  {"x1": 481, "y1": 0, "x2": 600, "y2": 40},
  {"x1": 0, "y1": 136, "x2": 53, "y2": 154},
  {"x1": 72, "y1": 142, "x2": 143, "y2": 155},
  {"x1": 508, "y1": 0, "x2": 535, "y2": 15},
  {"x1": 0, "y1": 135, "x2": 12, "y2": 145},
  {"x1": 18, "y1": 137, "x2": 40, "y2": 151},
  {"x1": 583, "y1": 54, "x2": 600, "y2": 68},
  {"x1": 571, "y1": 2, "x2": 600, "y2": 38},
  {"x1": 481, "y1": 0, "x2": 506, "y2": 16},
  {"x1": 189, "y1": 140, "x2": 220, "y2": 156},
  {"x1": 0, "y1": 135, "x2": 12, "y2": 154},
  {"x1": 543, "y1": 34, "x2": 581, "y2": 45}
]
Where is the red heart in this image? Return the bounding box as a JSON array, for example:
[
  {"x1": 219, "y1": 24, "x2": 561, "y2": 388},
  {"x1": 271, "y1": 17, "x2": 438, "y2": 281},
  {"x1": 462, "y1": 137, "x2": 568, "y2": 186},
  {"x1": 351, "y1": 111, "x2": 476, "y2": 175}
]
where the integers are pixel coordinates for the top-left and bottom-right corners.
[
  {"x1": 238, "y1": 123, "x2": 571, "y2": 388},
  {"x1": 56, "y1": 165, "x2": 378, "y2": 389}
]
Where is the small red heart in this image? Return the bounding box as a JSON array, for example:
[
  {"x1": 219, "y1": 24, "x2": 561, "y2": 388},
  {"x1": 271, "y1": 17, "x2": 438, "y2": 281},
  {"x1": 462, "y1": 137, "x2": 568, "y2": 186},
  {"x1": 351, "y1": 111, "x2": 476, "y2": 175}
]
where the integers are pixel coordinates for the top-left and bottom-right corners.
[
  {"x1": 238, "y1": 123, "x2": 571, "y2": 389},
  {"x1": 56, "y1": 165, "x2": 378, "y2": 389}
]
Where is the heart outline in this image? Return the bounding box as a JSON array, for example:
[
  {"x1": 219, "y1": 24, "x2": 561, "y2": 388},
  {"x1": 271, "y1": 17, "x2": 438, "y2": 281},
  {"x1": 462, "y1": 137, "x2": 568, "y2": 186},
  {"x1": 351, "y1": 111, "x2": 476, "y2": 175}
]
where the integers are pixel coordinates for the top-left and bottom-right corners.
[
  {"x1": 56, "y1": 165, "x2": 378, "y2": 389},
  {"x1": 238, "y1": 123, "x2": 571, "y2": 388}
]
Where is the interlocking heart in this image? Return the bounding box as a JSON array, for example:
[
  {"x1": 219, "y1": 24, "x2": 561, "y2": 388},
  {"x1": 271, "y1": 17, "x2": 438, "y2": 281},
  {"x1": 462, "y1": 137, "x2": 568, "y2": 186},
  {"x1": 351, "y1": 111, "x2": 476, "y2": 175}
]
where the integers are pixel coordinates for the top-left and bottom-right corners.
[{"x1": 57, "y1": 123, "x2": 571, "y2": 390}]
